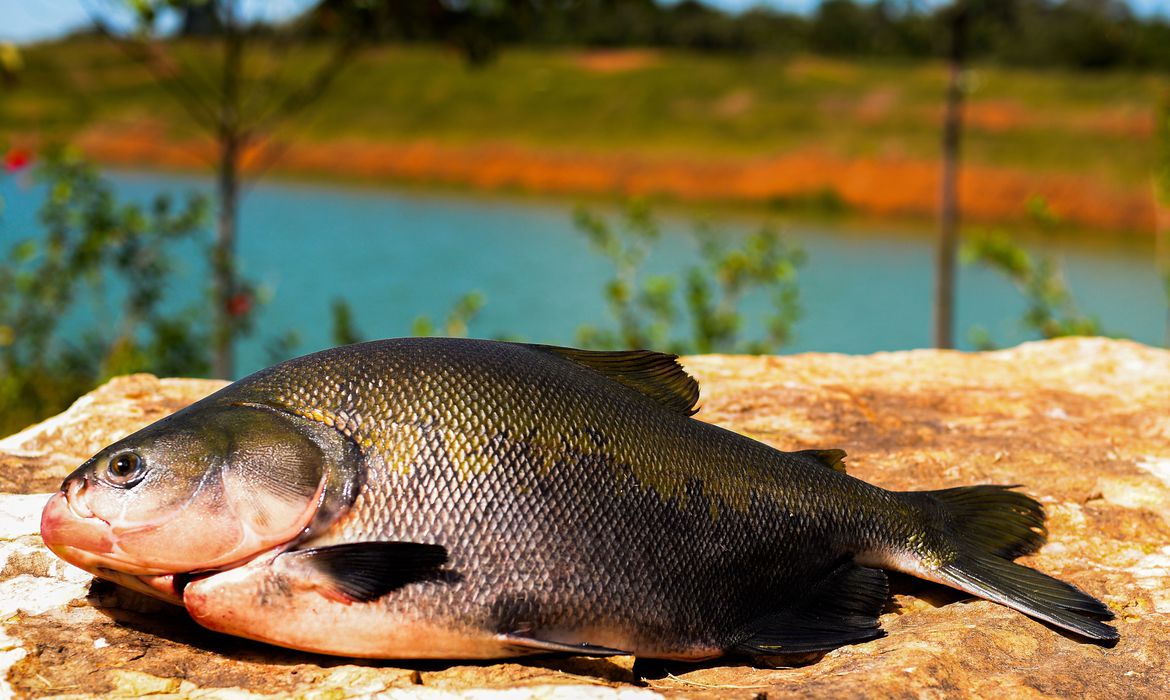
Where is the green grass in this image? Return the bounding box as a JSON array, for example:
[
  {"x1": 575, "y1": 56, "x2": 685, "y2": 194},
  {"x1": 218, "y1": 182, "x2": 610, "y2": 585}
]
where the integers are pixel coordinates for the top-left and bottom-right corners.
[{"x1": 2, "y1": 38, "x2": 1165, "y2": 188}]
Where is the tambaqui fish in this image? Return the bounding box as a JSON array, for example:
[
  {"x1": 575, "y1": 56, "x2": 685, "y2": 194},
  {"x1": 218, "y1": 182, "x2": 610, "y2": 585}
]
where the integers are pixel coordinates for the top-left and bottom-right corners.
[{"x1": 41, "y1": 338, "x2": 1117, "y2": 659}]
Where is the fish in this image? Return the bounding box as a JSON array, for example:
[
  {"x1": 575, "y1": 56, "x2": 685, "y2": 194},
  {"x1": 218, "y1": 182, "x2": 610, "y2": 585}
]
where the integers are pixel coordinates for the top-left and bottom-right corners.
[{"x1": 40, "y1": 338, "x2": 1117, "y2": 659}]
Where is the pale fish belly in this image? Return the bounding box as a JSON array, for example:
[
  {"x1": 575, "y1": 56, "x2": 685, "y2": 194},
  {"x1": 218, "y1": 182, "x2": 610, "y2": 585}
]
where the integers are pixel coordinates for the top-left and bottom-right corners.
[
  {"x1": 183, "y1": 551, "x2": 509, "y2": 658},
  {"x1": 181, "y1": 550, "x2": 725, "y2": 659}
]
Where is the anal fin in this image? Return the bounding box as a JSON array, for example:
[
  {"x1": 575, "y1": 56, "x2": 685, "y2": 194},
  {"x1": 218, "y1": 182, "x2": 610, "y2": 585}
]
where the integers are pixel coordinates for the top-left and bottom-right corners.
[
  {"x1": 734, "y1": 561, "x2": 888, "y2": 655},
  {"x1": 499, "y1": 632, "x2": 630, "y2": 657}
]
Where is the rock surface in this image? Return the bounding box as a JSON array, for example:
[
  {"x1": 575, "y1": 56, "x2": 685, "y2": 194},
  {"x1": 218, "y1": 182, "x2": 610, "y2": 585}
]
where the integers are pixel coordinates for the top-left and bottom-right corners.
[{"x1": 2, "y1": 338, "x2": 1168, "y2": 699}]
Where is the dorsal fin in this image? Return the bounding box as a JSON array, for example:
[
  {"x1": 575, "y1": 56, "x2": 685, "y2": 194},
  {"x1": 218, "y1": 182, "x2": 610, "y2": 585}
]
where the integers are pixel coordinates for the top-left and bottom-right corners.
[
  {"x1": 793, "y1": 448, "x2": 848, "y2": 473},
  {"x1": 526, "y1": 344, "x2": 700, "y2": 416}
]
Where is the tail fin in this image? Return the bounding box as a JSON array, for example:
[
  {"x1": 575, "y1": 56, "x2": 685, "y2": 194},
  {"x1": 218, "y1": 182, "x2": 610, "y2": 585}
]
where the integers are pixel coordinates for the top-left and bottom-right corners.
[{"x1": 898, "y1": 485, "x2": 1118, "y2": 643}]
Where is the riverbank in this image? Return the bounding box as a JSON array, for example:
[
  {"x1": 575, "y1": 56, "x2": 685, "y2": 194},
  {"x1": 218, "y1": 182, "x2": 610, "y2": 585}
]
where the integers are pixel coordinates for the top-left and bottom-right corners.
[
  {"x1": 4, "y1": 41, "x2": 1165, "y2": 233},
  {"x1": 71, "y1": 125, "x2": 1157, "y2": 233}
]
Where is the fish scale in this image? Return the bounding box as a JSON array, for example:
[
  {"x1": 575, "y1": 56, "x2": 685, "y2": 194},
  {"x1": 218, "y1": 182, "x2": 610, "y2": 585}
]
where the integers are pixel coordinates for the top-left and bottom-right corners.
[
  {"x1": 42, "y1": 337, "x2": 1118, "y2": 659},
  {"x1": 225, "y1": 339, "x2": 876, "y2": 654}
]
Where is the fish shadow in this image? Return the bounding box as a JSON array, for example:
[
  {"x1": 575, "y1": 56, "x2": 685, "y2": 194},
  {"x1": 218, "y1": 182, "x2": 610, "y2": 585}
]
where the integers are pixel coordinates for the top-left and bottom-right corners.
[
  {"x1": 85, "y1": 579, "x2": 457, "y2": 673},
  {"x1": 84, "y1": 580, "x2": 658, "y2": 683},
  {"x1": 87, "y1": 572, "x2": 1114, "y2": 688},
  {"x1": 884, "y1": 570, "x2": 968, "y2": 611},
  {"x1": 86, "y1": 579, "x2": 782, "y2": 687}
]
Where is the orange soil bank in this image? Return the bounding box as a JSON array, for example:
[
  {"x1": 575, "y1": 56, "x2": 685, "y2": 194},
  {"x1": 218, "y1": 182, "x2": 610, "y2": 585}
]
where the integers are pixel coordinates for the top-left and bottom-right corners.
[{"x1": 74, "y1": 128, "x2": 1155, "y2": 233}]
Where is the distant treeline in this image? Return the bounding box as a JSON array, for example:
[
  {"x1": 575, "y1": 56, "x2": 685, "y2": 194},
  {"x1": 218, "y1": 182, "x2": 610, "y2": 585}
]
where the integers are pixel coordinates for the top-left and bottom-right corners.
[{"x1": 296, "y1": 0, "x2": 1170, "y2": 70}]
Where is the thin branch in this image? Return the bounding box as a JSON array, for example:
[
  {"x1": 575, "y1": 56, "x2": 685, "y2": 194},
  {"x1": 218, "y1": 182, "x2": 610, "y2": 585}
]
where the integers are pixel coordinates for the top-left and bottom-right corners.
[
  {"x1": 239, "y1": 137, "x2": 293, "y2": 193},
  {"x1": 83, "y1": 7, "x2": 221, "y2": 133},
  {"x1": 239, "y1": 22, "x2": 299, "y2": 125},
  {"x1": 243, "y1": 37, "x2": 360, "y2": 140}
]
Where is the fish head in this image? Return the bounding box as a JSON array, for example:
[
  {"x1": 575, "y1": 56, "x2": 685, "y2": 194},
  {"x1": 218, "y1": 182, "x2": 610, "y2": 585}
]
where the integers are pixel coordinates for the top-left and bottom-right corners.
[{"x1": 41, "y1": 403, "x2": 336, "y2": 601}]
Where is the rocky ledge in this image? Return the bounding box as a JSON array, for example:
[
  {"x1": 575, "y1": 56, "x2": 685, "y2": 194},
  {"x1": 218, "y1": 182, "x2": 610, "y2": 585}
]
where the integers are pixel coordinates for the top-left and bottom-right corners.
[{"x1": 2, "y1": 338, "x2": 1167, "y2": 699}]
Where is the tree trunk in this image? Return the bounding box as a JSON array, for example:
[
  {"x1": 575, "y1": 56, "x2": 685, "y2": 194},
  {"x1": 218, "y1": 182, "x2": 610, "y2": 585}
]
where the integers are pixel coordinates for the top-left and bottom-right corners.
[
  {"x1": 935, "y1": 4, "x2": 968, "y2": 350},
  {"x1": 212, "y1": 10, "x2": 243, "y2": 380},
  {"x1": 213, "y1": 133, "x2": 238, "y2": 379},
  {"x1": 1157, "y1": 99, "x2": 1170, "y2": 347}
]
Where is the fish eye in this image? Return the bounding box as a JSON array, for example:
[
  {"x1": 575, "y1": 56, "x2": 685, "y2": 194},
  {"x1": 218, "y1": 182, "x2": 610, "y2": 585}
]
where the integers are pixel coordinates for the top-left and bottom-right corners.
[{"x1": 103, "y1": 451, "x2": 145, "y2": 486}]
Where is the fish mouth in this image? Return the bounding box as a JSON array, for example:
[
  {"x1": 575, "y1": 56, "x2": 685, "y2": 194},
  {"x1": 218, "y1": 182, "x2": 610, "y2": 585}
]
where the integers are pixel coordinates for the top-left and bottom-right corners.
[
  {"x1": 42, "y1": 492, "x2": 173, "y2": 573},
  {"x1": 41, "y1": 492, "x2": 193, "y2": 604},
  {"x1": 41, "y1": 491, "x2": 276, "y2": 606}
]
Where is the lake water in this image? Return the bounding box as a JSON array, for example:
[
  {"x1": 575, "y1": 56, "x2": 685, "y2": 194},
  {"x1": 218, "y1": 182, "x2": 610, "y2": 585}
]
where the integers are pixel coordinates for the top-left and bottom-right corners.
[{"x1": 1, "y1": 168, "x2": 1163, "y2": 377}]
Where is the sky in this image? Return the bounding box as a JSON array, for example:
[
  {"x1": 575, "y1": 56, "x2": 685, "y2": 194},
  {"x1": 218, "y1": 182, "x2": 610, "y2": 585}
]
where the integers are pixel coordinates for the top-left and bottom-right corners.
[
  {"x1": 0, "y1": 0, "x2": 1167, "y2": 44},
  {"x1": 0, "y1": 0, "x2": 314, "y2": 43}
]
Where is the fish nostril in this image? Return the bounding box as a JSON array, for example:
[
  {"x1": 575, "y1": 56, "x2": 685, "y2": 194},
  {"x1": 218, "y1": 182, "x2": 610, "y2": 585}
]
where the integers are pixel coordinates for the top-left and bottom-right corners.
[{"x1": 64, "y1": 477, "x2": 94, "y2": 519}]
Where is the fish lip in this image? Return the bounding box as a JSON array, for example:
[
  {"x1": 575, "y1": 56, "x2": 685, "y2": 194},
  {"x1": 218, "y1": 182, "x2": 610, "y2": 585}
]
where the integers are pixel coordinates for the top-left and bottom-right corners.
[{"x1": 41, "y1": 492, "x2": 114, "y2": 555}]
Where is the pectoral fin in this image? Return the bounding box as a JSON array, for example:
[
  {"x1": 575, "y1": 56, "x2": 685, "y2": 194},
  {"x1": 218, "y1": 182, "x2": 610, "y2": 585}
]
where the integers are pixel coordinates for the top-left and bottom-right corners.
[{"x1": 282, "y1": 541, "x2": 450, "y2": 603}]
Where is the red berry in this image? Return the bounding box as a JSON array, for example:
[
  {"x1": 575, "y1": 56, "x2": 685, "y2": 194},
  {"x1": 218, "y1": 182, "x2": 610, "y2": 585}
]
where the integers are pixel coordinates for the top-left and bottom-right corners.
[
  {"x1": 4, "y1": 148, "x2": 31, "y2": 172},
  {"x1": 226, "y1": 292, "x2": 252, "y2": 318}
]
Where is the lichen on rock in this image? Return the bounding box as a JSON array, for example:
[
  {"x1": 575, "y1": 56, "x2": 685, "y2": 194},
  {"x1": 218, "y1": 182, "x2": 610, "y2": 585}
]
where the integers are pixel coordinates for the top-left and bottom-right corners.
[{"x1": 2, "y1": 339, "x2": 1168, "y2": 698}]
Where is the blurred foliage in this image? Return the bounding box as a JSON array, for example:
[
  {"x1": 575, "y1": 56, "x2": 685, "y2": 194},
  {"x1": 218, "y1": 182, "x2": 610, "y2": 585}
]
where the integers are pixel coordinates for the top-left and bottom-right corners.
[
  {"x1": 1158, "y1": 95, "x2": 1170, "y2": 206},
  {"x1": 264, "y1": 329, "x2": 302, "y2": 366},
  {"x1": 331, "y1": 200, "x2": 803, "y2": 354},
  {"x1": 298, "y1": 0, "x2": 1170, "y2": 71},
  {"x1": 963, "y1": 196, "x2": 1103, "y2": 349},
  {"x1": 574, "y1": 201, "x2": 804, "y2": 354},
  {"x1": 411, "y1": 292, "x2": 486, "y2": 338},
  {"x1": 328, "y1": 292, "x2": 487, "y2": 346},
  {"x1": 0, "y1": 149, "x2": 210, "y2": 435},
  {"x1": 331, "y1": 297, "x2": 364, "y2": 346}
]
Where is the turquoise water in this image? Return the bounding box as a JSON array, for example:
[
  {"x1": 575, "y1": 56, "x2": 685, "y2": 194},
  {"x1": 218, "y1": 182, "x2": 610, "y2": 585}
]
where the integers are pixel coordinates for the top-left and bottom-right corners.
[{"x1": 1, "y1": 168, "x2": 1162, "y2": 377}]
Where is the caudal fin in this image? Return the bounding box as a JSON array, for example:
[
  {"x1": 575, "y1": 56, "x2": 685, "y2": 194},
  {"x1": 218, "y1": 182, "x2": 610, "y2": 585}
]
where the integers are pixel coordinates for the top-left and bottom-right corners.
[{"x1": 899, "y1": 485, "x2": 1117, "y2": 643}]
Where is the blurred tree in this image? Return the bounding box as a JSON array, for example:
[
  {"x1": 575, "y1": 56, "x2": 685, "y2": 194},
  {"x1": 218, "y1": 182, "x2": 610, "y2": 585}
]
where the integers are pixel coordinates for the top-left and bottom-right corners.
[
  {"x1": 0, "y1": 149, "x2": 210, "y2": 435},
  {"x1": 0, "y1": 42, "x2": 22, "y2": 88},
  {"x1": 810, "y1": 0, "x2": 874, "y2": 54},
  {"x1": 933, "y1": 0, "x2": 967, "y2": 349},
  {"x1": 288, "y1": 0, "x2": 1170, "y2": 67},
  {"x1": 574, "y1": 201, "x2": 804, "y2": 354},
  {"x1": 305, "y1": 0, "x2": 515, "y2": 66},
  {"x1": 86, "y1": 0, "x2": 364, "y2": 379},
  {"x1": 932, "y1": 0, "x2": 1017, "y2": 349},
  {"x1": 1155, "y1": 94, "x2": 1170, "y2": 345}
]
